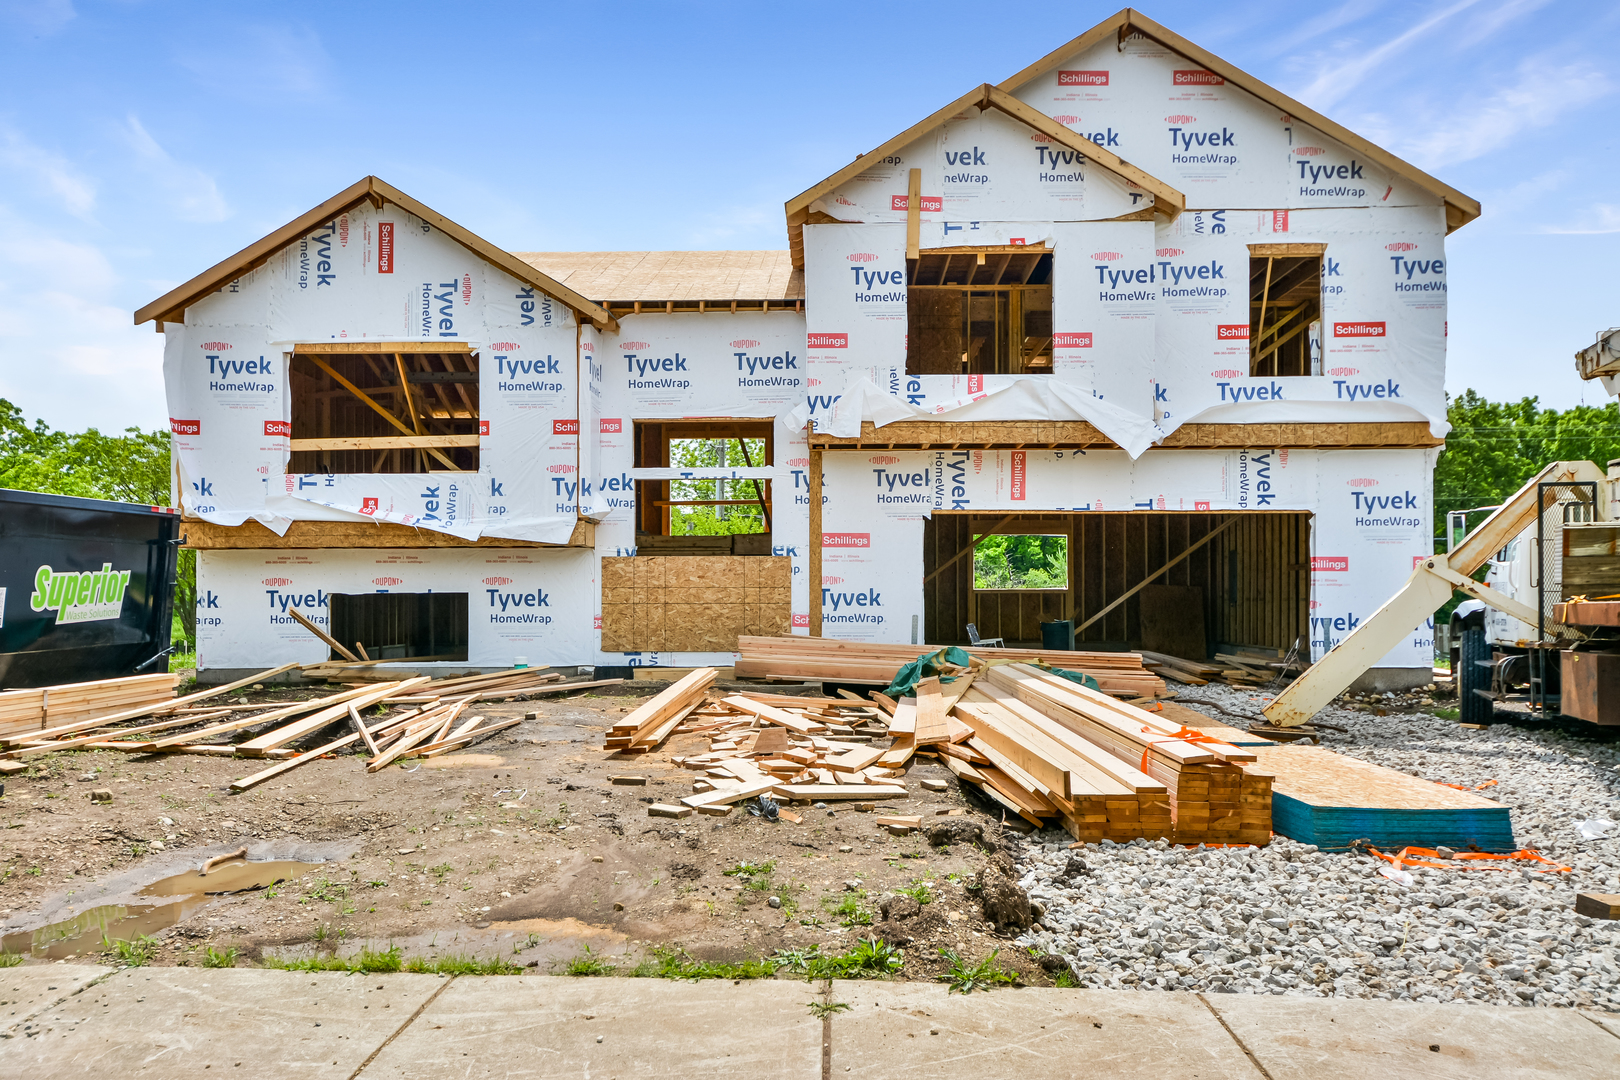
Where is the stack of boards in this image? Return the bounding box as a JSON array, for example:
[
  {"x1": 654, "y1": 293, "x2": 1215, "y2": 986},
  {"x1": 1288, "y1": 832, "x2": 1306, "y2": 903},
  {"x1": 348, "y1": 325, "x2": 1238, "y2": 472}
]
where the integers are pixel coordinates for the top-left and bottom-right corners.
[
  {"x1": 0, "y1": 673, "x2": 179, "y2": 741},
  {"x1": 734, "y1": 635, "x2": 1166, "y2": 698}
]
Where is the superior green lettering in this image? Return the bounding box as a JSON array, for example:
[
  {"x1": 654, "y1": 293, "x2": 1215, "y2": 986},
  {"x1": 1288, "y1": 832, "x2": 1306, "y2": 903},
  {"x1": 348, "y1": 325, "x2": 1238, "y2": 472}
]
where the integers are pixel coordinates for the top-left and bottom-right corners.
[{"x1": 30, "y1": 563, "x2": 132, "y2": 619}]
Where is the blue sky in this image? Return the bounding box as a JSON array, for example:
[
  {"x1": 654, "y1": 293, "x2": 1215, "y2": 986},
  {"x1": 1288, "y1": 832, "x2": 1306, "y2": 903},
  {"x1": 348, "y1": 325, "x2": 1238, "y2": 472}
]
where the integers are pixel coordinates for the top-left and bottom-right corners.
[{"x1": 2, "y1": 0, "x2": 1617, "y2": 433}]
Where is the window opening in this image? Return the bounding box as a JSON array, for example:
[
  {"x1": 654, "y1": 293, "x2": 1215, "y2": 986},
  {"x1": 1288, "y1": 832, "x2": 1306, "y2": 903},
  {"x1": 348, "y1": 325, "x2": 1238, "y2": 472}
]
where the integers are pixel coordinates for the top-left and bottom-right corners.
[
  {"x1": 906, "y1": 250, "x2": 1052, "y2": 375},
  {"x1": 634, "y1": 421, "x2": 773, "y2": 545},
  {"x1": 973, "y1": 534, "x2": 1069, "y2": 591},
  {"x1": 289, "y1": 346, "x2": 479, "y2": 474},
  {"x1": 1247, "y1": 245, "x2": 1325, "y2": 377},
  {"x1": 327, "y1": 592, "x2": 468, "y2": 662}
]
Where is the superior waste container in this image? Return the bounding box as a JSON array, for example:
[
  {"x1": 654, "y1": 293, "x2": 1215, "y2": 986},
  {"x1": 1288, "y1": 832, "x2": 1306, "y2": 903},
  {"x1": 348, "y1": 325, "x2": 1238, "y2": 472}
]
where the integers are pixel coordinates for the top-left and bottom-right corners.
[
  {"x1": 0, "y1": 488, "x2": 180, "y2": 688},
  {"x1": 1040, "y1": 620, "x2": 1074, "y2": 651}
]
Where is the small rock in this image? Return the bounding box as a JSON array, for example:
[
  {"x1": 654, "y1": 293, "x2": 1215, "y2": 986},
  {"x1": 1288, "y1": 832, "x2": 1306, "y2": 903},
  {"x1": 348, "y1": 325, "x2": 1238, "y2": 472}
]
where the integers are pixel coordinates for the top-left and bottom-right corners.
[
  {"x1": 767, "y1": 896, "x2": 782, "y2": 909},
  {"x1": 844, "y1": 879, "x2": 863, "y2": 891},
  {"x1": 592, "y1": 855, "x2": 604, "y2": 863},
  {"x1": 150, "y1": 841, "x2": 165, "y2": 851},
  {"x1": 89, "y1": 789, "x2": 113, "y2": 804},
  {"x1": 838, "y1": 846, "x2": 853, "y2": 853}
]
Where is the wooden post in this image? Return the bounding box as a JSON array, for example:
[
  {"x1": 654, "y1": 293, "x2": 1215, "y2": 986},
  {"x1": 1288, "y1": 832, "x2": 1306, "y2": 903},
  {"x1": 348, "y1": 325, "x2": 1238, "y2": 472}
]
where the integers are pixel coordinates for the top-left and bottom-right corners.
[
  {"x1": 905, "y1": 169, "x2": 922, "y2": 261},
  {"x1": 809, "y1": 445, "x2": 823, "y2": 637}
]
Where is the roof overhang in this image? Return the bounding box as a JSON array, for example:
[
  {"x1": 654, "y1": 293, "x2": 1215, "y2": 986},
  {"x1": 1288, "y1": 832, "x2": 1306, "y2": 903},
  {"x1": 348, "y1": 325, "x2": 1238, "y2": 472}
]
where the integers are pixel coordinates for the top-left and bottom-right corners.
[
  {"x1": 999, "y1": 9, "x2": 1481, "y2": 233},
  {"x1": 783, "y1": 82, "x2": 1184, "y2": 269},
  {"x1": 135, "y1": 176, "x2": 619, "y2": 333}
]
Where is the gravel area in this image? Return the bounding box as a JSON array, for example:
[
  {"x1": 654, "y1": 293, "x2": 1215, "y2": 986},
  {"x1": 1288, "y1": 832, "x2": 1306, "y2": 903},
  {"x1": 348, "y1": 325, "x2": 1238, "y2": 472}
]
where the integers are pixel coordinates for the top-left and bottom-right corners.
[{"x1": 1014, "y1": 686, "x2": 1620, "y2": 1008}]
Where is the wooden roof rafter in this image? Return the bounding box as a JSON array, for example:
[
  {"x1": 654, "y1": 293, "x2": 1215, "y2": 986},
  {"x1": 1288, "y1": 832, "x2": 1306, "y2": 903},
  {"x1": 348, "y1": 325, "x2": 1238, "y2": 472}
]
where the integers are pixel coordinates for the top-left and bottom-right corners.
[
  {"x1": 135, "y1": 176, "x2": 619, "y2": 333},
  {"x1": 998, "y1": 9, "x2": 1481, "y2": 232},
  {"x1": 782, "y1": 83, "x2": 1185, "y2": 269}
]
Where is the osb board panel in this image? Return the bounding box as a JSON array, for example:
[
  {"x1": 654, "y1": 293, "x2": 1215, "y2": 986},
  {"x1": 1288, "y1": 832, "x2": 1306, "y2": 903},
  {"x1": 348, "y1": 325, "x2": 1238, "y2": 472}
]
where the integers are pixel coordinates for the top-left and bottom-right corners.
[
  {"x1": 601, "y1": 556, "x2": 790, "y2": 653},
  {"x1": 183, "y1": 518, "x2": 592, "y2": 549},
  {"x1": 1140, "y1": 584, "x2": 1207, "y2": 660},
  {"x1": 1247, "y1": 746, "x2": 1502, "y2": 811},
  {"x1": 808, "y1": 421, "x2": 1441, "y2": 450}
]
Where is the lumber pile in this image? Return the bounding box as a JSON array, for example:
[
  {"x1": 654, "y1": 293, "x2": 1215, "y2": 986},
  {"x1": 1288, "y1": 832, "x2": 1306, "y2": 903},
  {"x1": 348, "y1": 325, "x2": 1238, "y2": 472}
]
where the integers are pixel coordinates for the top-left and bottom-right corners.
[
  {"x1": 0, "y1": 663, "x2": 547, "y2": 790},
  {"x1": 735, "y1": 635, "x2": 1165, "y2": 698},
  {"x1": 301, "y1": 659, "x2": 585, "y2": 700},
  {"x1": 604, "y1": 669, "x2": 719, "y2": 752},
  {"x1": 0, "y1": 673, "x2": 180, "y2": 740},
  {"x1": 968, "y1": 664, "x2": 1272, "y2": 845},
  {"x1": 650, "y1": 689, "x2": 909, "y2": 817},
  {"x1": 1140, "y1": 647, "x2": 1306, "y2": 688}
]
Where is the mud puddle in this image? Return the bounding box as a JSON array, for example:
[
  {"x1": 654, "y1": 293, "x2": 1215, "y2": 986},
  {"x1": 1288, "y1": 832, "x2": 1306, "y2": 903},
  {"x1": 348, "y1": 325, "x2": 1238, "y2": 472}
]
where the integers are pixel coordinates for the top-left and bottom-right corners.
[{"x1": 1, "y1": 859, "x2": 322, "y2": 960}]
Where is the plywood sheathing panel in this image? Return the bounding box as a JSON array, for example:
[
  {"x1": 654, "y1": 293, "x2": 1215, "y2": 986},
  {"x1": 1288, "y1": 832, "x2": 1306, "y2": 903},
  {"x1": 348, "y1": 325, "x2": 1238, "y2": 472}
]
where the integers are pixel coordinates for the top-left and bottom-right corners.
[
  {"x1": 514, "y1": 251, "x2": 804, "y2": 305},
  {"x1": 599, "y1": 556, "x2": 792, "y2": 654}
]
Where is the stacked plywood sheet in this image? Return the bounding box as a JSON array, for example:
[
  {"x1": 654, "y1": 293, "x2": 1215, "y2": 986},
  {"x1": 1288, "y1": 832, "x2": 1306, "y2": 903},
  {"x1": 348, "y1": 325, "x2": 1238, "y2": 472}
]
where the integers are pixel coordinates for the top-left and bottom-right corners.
[
  {"x1": 735, "y1": 635, "x2": 1166, "y2": 698},
  {"x1": 0, "y1": 673, "x2": 179, "y2": 740},
  {"x1": 981, "y1": 664, "x2": 1272, "y2": 845},
  {"x1": 1247, "y1": 745, "x2": 1515, "y2": 851},
  {"x1": 601, "y1": 557, "x2": 791, "y2": 653}
]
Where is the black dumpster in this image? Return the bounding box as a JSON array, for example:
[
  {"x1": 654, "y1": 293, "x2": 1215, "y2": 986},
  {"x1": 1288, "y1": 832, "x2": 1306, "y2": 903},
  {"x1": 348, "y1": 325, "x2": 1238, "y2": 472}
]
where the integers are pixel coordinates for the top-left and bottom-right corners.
[{"x1": 0, "y1": 488, "x2": 180, "y2": 688}]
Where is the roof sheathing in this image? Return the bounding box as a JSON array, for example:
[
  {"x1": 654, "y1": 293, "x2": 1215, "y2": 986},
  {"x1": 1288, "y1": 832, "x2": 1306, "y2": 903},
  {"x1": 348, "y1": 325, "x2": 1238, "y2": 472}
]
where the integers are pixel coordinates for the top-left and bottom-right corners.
[
  {"x1": 134, "y1": 176, "x2": 618, "y2": 332},
  {"x1": 782, "y1": 83, "x2": 1185, "y2": 269},
  {"x1": 515, "y1": 250, "x2": 805, "y2": 306},
  {"x1": 998, "y1": 8, "x2": 1481, "y2": 233}
]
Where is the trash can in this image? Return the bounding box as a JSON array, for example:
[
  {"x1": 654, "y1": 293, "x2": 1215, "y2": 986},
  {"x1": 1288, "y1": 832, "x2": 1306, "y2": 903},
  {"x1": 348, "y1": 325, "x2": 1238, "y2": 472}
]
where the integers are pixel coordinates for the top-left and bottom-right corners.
[{"x1": 1040, "y1": 620, "x2": 1074, "y2": 651}]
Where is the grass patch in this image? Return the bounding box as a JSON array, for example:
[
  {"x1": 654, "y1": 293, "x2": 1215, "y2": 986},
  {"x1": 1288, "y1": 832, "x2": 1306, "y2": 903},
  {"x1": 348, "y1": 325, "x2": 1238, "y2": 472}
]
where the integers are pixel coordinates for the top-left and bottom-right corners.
[
  {"x1": 201, "y1": 946, "x2": 238, "y2": 969},
  {"x1": 807, "y1": 1000, "x2": 851, "y2": 1019},
  {"x1": 559, "y1": 944, "x2": 616, "y2": 976},
  {"x1": 0, "y1": 953, "x2": 23, "y2": 968},
  {"x1": 105, "y1": 934, "x2": 159, "y2": 967},
  {"x1": 894, "y1": 881, "x2": 934, "y2": 905},
  {"x1": 939, "y1": 948, "x2": 1018, "y2": 993},
  {"x1": 261, "y1": 946, "x2": 516, "y2": 975},
  {"x1": 822, "y1": 894, "x2": 872, "y2": 927},
  {"x1": 777, "y1": 938, "x2": 903, "y2": 980},
  {"x1": 630, "y1": 946, "x2": 782, "y2": 981},
  {"x1": 1432, "y1": 707, "x2": 1461, "y2": 720},
  {"x1": 406, "y1": 954, "x2": 521, "y2": 976}
]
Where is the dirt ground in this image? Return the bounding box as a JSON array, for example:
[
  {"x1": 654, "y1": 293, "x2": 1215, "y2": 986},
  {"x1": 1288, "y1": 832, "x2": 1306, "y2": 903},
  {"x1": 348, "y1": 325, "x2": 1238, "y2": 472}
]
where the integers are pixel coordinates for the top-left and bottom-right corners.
[{"x1": 0, "y1": 679, "x2": 1051, "y2": 984}]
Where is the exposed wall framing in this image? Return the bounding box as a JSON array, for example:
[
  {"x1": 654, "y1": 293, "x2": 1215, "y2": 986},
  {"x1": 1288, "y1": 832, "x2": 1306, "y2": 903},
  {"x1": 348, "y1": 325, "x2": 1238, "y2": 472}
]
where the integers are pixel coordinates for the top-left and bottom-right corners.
[
  {"x1": 288, "y1": 349, "x2": 480, "y2": 474},
  {"x1": 923, "y1": 511, "x2": 1310, "y2": 656}
]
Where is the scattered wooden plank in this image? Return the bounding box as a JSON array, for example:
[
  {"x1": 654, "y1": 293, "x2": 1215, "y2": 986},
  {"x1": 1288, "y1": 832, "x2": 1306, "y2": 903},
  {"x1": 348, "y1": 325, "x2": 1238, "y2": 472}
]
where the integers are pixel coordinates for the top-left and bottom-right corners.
[
  {"x1": 287, "y1": 606, "x2": 360, "y2": 662},
  {"x1": 913, "y1": 677, "x2": 949, "y2": 746}
]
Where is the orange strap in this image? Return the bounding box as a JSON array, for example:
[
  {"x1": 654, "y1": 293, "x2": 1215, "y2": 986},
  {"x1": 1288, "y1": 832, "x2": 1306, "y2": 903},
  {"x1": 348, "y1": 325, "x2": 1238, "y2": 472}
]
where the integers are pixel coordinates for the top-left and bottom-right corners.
[
  {"x1": 1438, "y1": 778, "x2": 1498, "y2": 791},
  {"x1": 1369, "y1": 844, "x2": 1571, "y2": 874},
  {"x1": 1139, "y1": 724, "x2": 1225, "y2": 773}
]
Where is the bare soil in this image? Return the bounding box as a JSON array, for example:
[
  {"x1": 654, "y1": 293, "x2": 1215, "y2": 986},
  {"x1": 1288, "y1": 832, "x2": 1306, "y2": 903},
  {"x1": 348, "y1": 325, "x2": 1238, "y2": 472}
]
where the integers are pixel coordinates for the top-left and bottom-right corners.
[{"x1": 0, "y1": 681, "x2": 1051, "y2": 985}]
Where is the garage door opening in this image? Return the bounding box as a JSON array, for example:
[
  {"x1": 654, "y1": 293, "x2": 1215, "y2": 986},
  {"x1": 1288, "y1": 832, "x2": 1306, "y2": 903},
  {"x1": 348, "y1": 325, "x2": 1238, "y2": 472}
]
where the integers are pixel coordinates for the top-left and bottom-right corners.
[
  {"x1": 922, "y1": 512, "x2": 1310, "y2": 660},
  {"x1": 327, "y1": 592, "x2": 468, "y2": 662}
]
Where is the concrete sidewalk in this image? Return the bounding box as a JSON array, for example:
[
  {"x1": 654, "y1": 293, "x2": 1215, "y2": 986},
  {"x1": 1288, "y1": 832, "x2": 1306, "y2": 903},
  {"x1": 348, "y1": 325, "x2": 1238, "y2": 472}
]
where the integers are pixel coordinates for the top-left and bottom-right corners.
[{"x1": 2, "y1": 965, "x2": 1617, "y2": 1079}]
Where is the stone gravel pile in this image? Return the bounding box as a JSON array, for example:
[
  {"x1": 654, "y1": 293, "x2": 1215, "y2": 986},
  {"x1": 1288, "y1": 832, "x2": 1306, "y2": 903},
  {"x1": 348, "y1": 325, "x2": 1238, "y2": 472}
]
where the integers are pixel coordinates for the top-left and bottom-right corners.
[{"x1": 1013, "y1": 686, "x2": 1620, "y2": 1008}]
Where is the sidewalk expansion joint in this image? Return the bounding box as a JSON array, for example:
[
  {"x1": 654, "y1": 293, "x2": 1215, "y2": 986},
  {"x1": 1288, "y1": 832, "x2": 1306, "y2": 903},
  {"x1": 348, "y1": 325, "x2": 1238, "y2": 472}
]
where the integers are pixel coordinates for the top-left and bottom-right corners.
[
  {"x1": 348, "y1": 974, "x2": 456, "y2": 1079},
  {"x1": 1196, "y1": 993, "x2": 1276, "y2": 1080}
]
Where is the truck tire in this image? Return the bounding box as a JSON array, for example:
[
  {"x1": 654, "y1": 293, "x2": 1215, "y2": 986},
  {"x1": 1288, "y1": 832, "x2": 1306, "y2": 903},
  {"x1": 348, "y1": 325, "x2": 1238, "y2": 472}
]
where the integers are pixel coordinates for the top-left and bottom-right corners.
[{"x1": 1458, "y1": 625, "x2": 1492, "y2": 725}]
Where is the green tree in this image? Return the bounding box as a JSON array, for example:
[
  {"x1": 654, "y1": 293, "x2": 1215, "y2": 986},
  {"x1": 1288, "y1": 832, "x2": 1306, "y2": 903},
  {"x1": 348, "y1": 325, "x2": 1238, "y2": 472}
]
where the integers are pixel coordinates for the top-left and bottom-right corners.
[
  {"x1": 973, "y1": 534, "x2": 1067, "y2": 589},
  {"x1": 666, "y1": 437, "x2": 769, "y2": 535}
]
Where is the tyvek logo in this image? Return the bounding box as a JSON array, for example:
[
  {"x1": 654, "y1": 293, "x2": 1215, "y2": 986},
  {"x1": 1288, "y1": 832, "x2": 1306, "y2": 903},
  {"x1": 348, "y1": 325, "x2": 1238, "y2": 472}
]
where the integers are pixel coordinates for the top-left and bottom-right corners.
[
  {"x1": 1217, "y1": 325, "x2": 1249, "y2": 340},
  {"x1": 1386, "y1": 242, "x2": 1417, "y2": 252},
  {"x1": 1347, "y1": 478, "x2": 1379, "y2": 487},
  {"x1": 1156, "y1": 248, "x2": 1184, "y2": 257},
  {"x1": 1053, "y1": 333, "x2": 1093, "y2": 348},
  {"x1": 847, "y1": 253, "x2": 878, "y2": 263},
  {"x1": 822, "y1": 533, "x2": 871, "y2": 548},
  {"x1": 170, "y1": 418, "x2": 200, "y2": 435},
  {"x1": 730, "y1": 339, "x2": 760, "y2": 347},
  {"x1": 1010, "y1": 451, "x2": 1026, "y2": 501},
  {"x1": 359, "y1": 498, "x2": 378, "y2": 515},
  {"x1": 262, "y1": 577, "x2": 292, "y2": 586},
  {"x1": 373, "y1": 576, "x2": 404, "y2": 586},
  {"x1": 378, "y1": 222, "x2": 394, "y2": 273},
  {"x1": 823, "y1": 587, "x2": 881, "y2": 611},
  {"x1": 553, "y1": 419, "x2": 579, "y2": 435},
  {"x1": 1173, "y1": 70, "x2": 1223, "y2": 85},
  {"x1": 263, "y1": 420, "x2": 290, "y2": 437},
  {"x1": 1334, "y1": 322, "x2": 1386, "y2": 337},
  {"x1": 483, "y1": 577, "x2": 514, "y2": 586},
  {"x1": 620, "y1": 341, "x2": 650, "y2": 350},
  {"x1": 808, "y1": 333, "x2": 848, "y2": 348},
  {"x1": 868, "y1": 455, "x2": 900, "y2": 464},
  {"x1": 1295, "y1": 146, "x2": 1325, "y2": 156},
  {"x1": 600, "y1": 418, "x2": 623, "y2": 434},
  {"x1": 1312, "y1": 557, "x2": 1349, "y2": 572},
  {"x1": 1059, "y1": 70, "x2": 1108, "y2": 85},
  {"x1": 1092, "y1": 251, "x2": 1122, "y2": 261}
]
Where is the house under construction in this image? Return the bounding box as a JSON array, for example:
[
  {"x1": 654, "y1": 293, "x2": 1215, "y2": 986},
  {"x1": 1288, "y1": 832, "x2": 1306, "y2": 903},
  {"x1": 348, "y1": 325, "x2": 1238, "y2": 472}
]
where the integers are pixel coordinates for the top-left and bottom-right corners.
[{"x1": 140, "y1": 10, "x2": 1475, "y2": 688}]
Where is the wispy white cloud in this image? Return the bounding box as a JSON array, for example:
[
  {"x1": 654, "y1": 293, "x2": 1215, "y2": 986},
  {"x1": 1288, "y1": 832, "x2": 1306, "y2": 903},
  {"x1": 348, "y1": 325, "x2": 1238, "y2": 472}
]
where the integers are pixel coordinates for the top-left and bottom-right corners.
[
  {"x1": 0, "y1": 126, "x2": 95, "y2": 219},
  {"x1": 1451, "y1": 0, "x2": 1555, "y2": 48},
  {"x1": 1397, "y1": 56, "x2": 1611, "y2": 168},
  {"x1": 3, "y1": 0, "x2": 77, "y2": 36},
  {"x1": 120, "y1": 116, "x2": 230, "y2": 223},
  {"x1": 175, "y1": 24, "x2": 332, "y2": 101},
  {"x1": 1542, "y1": 204, "x2": 1620, "y2": 235},
  {"x1": 1296, "y1": 0, "x2": 1485, "y2": 111},
  {"x1": 1263, "y1": 0, "x2": 1388, "y2": 57}
]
